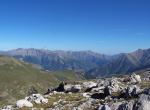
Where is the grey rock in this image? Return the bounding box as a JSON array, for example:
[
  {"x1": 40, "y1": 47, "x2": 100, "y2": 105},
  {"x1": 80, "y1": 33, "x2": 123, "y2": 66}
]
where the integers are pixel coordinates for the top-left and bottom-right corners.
[
  {"x1": 133, "y1": 94, "x2": 150, "y2": 110},
  {"x1": 118, "y1": 101, "x2": 134, "y2": 110},
  {"x1": 143, "y1": 88, "x2": 150, "y2": 95},
  {"x1": 120, "y1": 85, "x2": 140, "y2": 98},
  {"x1": 98, "y1": 105, "x2": 111, "y2": 110}
]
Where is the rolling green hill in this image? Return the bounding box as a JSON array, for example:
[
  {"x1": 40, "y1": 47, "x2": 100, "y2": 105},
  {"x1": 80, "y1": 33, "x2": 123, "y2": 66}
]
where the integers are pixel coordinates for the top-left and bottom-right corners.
[{"x1": 0, "y1": 55, "x2": 84, "y2": 106}]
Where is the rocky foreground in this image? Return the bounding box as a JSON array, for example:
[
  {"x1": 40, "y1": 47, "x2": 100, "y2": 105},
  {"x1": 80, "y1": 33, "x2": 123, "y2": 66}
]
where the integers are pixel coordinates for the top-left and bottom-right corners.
[{"x1": 1, "y1": 73, "x2": 150, "y2": 110}]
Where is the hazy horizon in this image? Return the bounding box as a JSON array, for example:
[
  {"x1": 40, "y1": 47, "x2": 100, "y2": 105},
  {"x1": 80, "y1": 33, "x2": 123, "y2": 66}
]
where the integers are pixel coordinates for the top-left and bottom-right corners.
[{"x1": 0, "y1": 47, "x2": 149, "y2": 55}]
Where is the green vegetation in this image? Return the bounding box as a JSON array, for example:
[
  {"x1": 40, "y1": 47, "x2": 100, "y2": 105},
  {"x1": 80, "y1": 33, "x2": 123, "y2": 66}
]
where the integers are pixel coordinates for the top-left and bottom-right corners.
[
  {"x1": 52, "y1": 70, "x2": 85, "y2": 81},
  {"x1": 140, "y1": 81, "x2": 150, "y2": 89},
  {"x1": 0, "y1": 55, "x2": 83, "y2": 106}
]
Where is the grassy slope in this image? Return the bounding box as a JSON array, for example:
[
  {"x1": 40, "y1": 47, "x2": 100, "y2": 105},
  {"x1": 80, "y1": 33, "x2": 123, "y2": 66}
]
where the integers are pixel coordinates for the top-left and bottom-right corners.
[{"x1": 0, "y1": 56, "x2": 83, "y2": 106}]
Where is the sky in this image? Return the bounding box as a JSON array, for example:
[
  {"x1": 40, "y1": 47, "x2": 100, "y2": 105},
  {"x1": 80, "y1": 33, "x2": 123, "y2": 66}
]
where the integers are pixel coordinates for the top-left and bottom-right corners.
[{"x1": 0, "y1": 0, "x2": 150, "y2": 54}]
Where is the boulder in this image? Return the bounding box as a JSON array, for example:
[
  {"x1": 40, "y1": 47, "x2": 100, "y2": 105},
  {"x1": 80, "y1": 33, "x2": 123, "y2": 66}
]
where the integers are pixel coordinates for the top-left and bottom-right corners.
[
  {"x1": 16, "y1": 99, "x2": 33, "y2": 108},
  {"x1": 136, "y1": 100, "x2": 150, "y2": 110},
  {"x1": 97, "y1": 78, "x2": 120, "y2": 93},
  {"x1": 103, "y1": 80, "x2": 111, "y2": 87},
  {"x1": 91, "y1": 87, "x2": 105, "y2": 92},
  {"x1": 110, "y1": 102, "x2": 122, "y2": 110},
  {"x1": 138, "y1": 94, "x2": 150, "y2": 102},
  {"x1": 83, "y1": 81, "x2": 97, "y2": 89},
  {"x1": 64, "y1": 84, "x2": 81, "y2": 93},
  {"x1": 55, "y1": 82, "x2": 66, "y2": 92},
  {"x1": 98, "y1": 105, "x2": 111, "y2": 110},
  {"x1": 25, "y1": 94, "x2": 48, "y2": 104},
  {"x1": 118, "y1": 101, "x2": 134, "y2": 110},
  {"x1": 109, "y1": 78, "x2": 120, "y2": 92},
  {"x1": 72, "y1": 85, "x2": 82, "y2": 92},
  {"x1": 133, "y1": 94, "x2": 150, "y2": 110},
  {"x1": 130, "y1": 73, "x2": 141, "y2": 83},
  {"x1": 91, "y1": 86, "x2": 111, "y2": 99},
  {"x1": 120, "y1": 85, "x2": 140, "y2": 99},
  {"x1": 64, "y1": 84, "x2": 73, "y2": 92}
]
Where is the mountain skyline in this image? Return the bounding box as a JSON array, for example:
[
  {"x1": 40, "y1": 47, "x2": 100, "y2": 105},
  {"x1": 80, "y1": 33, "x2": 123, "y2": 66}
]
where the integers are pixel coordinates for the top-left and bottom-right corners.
[
  {"x1": 0, "y1": 0, "x2": 150, "y2": 54},
  {"x1": 1, "y1": 47, "x2": 150, "y2": 78},
  {"x1": 1, "y1": 47, "x2": 150, "y2": 55}
]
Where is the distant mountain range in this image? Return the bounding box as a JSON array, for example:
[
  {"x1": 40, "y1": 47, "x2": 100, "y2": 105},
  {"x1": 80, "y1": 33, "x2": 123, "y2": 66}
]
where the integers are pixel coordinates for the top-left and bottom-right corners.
[
  {"x1": 1, "y1": 48, "x2": 150, "y2": 78},
  {"x1": 89, "y1": 49, "x2": 150, "y2": 77}
]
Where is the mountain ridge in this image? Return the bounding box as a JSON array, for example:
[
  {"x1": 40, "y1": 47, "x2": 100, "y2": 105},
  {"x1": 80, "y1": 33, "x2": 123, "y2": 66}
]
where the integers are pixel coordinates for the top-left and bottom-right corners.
[{"x1": 1, "y1": 48, "x2": 150, "y2": 78}]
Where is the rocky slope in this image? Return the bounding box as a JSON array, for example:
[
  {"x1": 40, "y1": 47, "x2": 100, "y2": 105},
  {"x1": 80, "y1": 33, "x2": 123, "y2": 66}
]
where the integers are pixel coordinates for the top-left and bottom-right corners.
[{"x1": 1, "y1": 72, "x2": 150, "y2": 110}]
